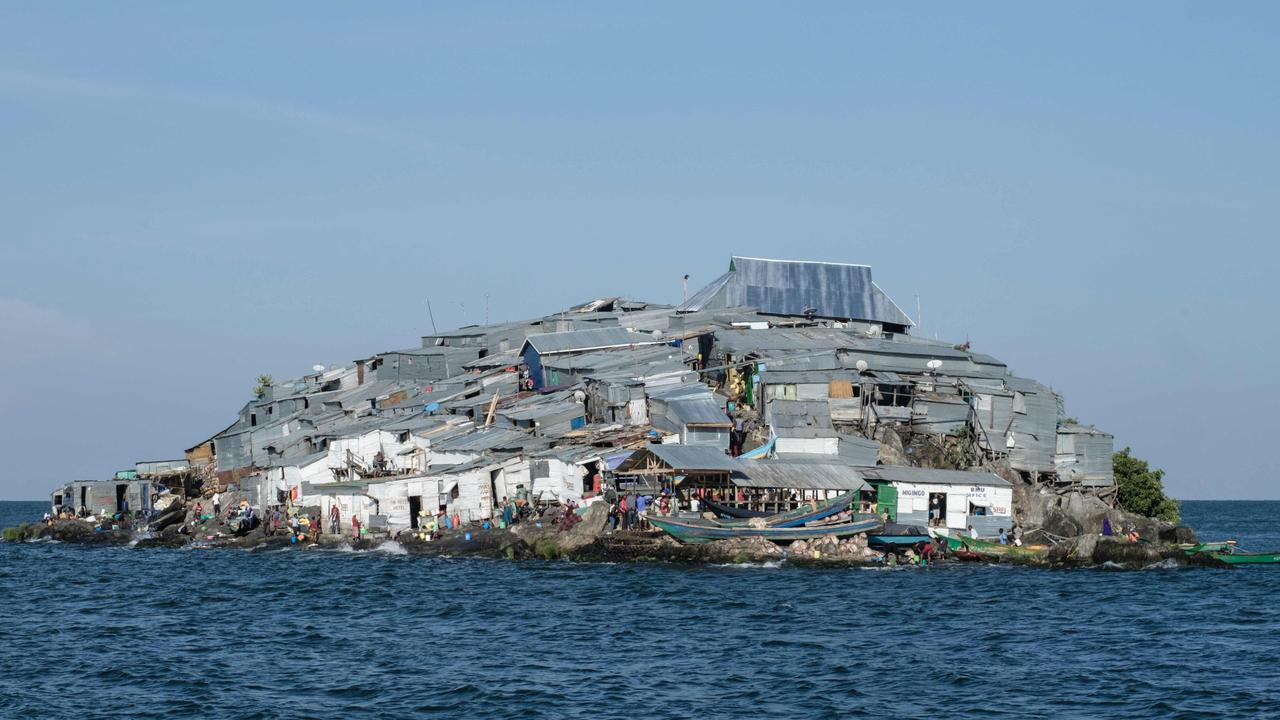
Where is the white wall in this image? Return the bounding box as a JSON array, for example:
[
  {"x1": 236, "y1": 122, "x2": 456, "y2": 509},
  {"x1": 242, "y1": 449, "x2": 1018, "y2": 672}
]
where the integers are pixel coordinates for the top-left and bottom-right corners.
[
  {"x1": 894, "y1": 482, "x2": 1013, "y2": 530},
  {"x1": 776, "y1": 437, "x2": 839, "y2": 455}
]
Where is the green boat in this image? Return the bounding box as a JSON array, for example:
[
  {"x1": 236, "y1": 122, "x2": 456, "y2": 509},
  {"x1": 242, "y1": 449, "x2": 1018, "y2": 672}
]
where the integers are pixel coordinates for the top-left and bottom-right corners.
[
  {"x1": 1202, "y1": 549, "x2": 1280, "y2": 566},
  {"x1": 939, "y1": 533, "x2": 1049, "y2": 560},
  {"x1": 1178, "y1": 540, "x2": 1237, "y2": 555}
]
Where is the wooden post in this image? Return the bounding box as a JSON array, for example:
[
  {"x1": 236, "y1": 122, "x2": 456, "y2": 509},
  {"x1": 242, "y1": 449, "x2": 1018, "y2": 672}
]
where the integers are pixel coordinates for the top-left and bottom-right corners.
[{"x1": 484, "y1": 393, "x2": 499, "y2": 428}]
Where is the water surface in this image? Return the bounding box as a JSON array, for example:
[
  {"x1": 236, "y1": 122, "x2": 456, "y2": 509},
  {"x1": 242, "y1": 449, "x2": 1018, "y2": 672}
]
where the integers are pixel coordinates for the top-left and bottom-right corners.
[{"x1": 2, "y1": 500, "x2": 1277, "y2": 719}]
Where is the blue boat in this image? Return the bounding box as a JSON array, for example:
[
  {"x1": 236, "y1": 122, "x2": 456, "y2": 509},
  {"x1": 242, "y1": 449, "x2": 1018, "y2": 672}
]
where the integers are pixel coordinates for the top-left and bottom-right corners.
[
  {"x1": 647, "y1": 514, "x2": 882, "y2": 544},
  {"x1": 866, "y1": 523, "x2": 932, "y2": 548},
  {"x1": 704, "y1": 491, "x2": 857, "y2": 528}
]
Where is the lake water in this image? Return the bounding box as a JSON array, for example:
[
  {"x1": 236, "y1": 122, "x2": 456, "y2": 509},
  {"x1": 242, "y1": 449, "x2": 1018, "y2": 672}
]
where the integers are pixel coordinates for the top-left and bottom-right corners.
[{"x1": 2, "y1": 500, "x2": 1277, "y2": 719}]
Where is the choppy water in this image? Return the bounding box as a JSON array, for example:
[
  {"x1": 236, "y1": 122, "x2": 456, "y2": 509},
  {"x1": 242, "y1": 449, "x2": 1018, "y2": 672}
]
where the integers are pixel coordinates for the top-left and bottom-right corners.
[{"x1": 2, "y1": 500, "x2": 1278, "y2": 719}]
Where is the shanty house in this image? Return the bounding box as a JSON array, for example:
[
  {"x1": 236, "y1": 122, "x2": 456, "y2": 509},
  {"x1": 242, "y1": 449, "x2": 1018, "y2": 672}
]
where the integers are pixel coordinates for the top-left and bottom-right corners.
[
  {"x1": 1055, "y1": 424, "x2": 1115, "y2": 486},
  {"x1": 520, "y1": 328, "x2": 668, "y2": 390},
  {"x1": 726, "y1": 458, "x2": 874, "y2": 512},
  {"x1": 647, "y1": 384, "x2": 731, "y2": 448},
  {"x1": 615, "y1": 444, "x2": 742, "y2": 493},
  {"x1": 53, "y1": 478, "x2": 156, "y2": 516},
  {"x1": 859, "y1": 466, "x2": 1013, "y2": 538}
]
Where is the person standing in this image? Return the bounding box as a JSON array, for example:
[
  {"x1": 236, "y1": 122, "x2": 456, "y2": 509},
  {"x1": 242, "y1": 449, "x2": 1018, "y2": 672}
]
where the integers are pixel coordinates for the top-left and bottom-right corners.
[
  {"x1": 351, "y1": 514, "x2": 361, "y2": 539},
  {"x1": 212, "y1": 491, "x2": 222, "y2": 517},
  {"x1": 929, "y1": 496, "x2": 941, "y2": 528},
  {"x1": 329, "y1": 503, "x2": 340, "y2": 535}
]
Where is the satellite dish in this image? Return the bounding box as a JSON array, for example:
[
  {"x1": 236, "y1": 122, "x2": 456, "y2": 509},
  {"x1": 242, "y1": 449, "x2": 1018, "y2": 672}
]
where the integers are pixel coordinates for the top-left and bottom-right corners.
[
  {"x1": 926, "y1": 359, "x2": 943, "y2": 371},
  {"x1": 855, "y1": 360, "x2": 869, "y2": 373},
  {"x1": 312, "y1": 364, "x2": 325, "y2": 373},
  {"x1": 573, "y1": 390, "x2": 587, "y2": 403}
]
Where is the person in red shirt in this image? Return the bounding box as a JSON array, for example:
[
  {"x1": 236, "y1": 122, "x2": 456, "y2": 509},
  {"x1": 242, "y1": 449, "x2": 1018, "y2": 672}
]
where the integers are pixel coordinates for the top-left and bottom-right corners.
[{"x1": 919, "y1": 541, "x2": 935, "y2": 567}]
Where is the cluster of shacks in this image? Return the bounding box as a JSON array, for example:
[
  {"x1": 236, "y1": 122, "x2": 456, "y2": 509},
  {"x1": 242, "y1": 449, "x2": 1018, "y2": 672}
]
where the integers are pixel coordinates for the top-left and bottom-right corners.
[{"x1": 61, "y1": 257, "x2": 1116, "y2": 538}]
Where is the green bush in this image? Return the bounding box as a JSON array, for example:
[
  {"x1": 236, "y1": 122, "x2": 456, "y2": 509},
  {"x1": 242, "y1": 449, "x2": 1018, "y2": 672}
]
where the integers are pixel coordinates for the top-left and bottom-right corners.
[{"x1": 1113, "y1": 447, "x2": 1180, "y2": 523}]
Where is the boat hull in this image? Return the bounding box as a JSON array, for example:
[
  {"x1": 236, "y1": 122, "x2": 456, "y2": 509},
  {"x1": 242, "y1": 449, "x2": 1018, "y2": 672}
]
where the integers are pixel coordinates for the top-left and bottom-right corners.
[
  {"x1": 938, "y1": 532, "x2": 1048, "y2": 560},
  {"x1": 710, "y1": 492, "x2": 858, "y2": 529},
  {"x1": 646, "y1": 514, "x2": 882, "y2": 544},
  {"x1": 1206, "y1": 551, "x2": 1280, "y2": 565}
]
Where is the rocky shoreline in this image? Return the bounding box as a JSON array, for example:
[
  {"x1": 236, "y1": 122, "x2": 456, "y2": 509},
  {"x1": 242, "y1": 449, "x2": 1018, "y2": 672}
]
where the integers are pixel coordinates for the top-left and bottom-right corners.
[{"x1": 4, "y1": 490, "x2": 1226, "y2": 570}]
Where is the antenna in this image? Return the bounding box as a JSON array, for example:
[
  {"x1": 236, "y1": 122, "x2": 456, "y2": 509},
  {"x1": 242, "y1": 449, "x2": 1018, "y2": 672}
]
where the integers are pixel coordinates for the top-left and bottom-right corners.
[
  {"x1": 426, "y1": 299, "x2": 439, "y2": 334},
  {"x1": 916, "y1": 294, "x2": 922, "y2": 333},
  {"x1": 682, "y1": 274, "x2": 690, "y2": 305}
]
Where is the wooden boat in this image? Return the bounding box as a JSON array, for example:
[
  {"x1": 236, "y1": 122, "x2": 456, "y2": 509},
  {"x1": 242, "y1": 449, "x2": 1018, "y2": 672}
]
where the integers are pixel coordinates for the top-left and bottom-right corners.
[
  {"x1": 866, "y1": 523, "x2": 932, "y2": 548},
  {"x1": 700, "y1": 497, "x2": 769, "y2": 519},
  {"x1": 646, "y1": 514, "x2": 882, "y2": 544},
  {"x1": 707, "y1": 492, "x2": 858, "y2": 528},
  {"x1": 939, "y1": 533, "x2": 1048, "y2": 559},
  {"x1": 1178, "y1": 540, "x2": 1237, "y2": 555},
  {"x1": 1203, "y1": 549, "x2": 1280, "y2": 566}
]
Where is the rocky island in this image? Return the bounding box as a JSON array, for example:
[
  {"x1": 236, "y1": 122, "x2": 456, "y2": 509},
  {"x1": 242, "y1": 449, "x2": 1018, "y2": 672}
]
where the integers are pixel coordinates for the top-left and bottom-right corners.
[{"x1": 9, "y1": 256, "x2": 1219, "y2": 569}]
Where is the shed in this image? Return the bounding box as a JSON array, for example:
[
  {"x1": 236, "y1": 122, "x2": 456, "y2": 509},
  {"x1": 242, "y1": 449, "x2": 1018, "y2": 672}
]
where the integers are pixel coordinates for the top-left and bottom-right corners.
[
  {"x1": 1055, "y1": 424, "x2": 1115, "y2": 486},
  {"x1": 858, "y1": 466, "x2": 1013, "y2": 538},
  {"x1": 520, "y1": 329, "x2": 667, "y2": 390}
]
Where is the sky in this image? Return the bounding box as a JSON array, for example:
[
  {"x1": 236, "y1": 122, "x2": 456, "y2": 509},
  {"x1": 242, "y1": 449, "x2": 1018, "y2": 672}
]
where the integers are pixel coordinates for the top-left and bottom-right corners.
[{"x1": 1, "y1": 3, "x2": 1276, "y2": 500}]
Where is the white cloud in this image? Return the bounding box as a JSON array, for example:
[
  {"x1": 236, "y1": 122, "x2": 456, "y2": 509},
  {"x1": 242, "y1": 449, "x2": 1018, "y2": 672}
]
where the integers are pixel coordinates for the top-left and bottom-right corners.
[{"x1": 0, "y1": 66, "x2": 443, "y2": 155}]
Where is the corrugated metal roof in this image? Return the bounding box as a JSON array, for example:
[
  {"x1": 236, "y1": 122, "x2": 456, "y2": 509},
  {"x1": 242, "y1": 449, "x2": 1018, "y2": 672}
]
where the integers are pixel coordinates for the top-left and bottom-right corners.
[
  {"x1": 500, "y1": 400, "x2": 584, "y2": 422},
  {"x1": 858, "y1": 466, "x2": 1011, "y2": 487},
  {"x1": 732, "y1": 460, "x2": 869, "y2": 490},
  {"x1": 432, "y1": 427, "x2": 536, "y2": 452},
  {"x1": 1056, "y1": 423, "x2": 1112, "y2": 437},
  {"x1": 665, "y1": 396, "x2": 732, "y2": 427},
  {"x1": 617, "y1": 445, "x2": 742, "y2": 473},
  {"x1": 680, "y1": 257, "x2": 913, "y2": 327},
  {"x1": 523, "y1": 328, "x2": 666, "y2": 355}
]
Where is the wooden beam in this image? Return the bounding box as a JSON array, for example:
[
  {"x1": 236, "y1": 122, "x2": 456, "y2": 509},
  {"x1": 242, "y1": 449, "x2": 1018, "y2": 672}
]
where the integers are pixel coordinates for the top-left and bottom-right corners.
[{"x1": 483, "y1": 393, "x2": 500, "y2": 428}]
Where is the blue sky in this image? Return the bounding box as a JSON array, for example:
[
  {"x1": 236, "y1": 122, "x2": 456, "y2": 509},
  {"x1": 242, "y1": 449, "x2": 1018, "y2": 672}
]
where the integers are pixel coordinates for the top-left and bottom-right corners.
[{"x1": 1, "y1": 3, "x2": 1276, "y2": 500}]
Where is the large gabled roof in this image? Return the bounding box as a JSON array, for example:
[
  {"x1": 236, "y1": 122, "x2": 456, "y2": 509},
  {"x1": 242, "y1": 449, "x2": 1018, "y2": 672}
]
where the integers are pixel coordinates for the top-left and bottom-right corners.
[{"x1": 680, "y1": 256, "x2": 914, "y2": 327}]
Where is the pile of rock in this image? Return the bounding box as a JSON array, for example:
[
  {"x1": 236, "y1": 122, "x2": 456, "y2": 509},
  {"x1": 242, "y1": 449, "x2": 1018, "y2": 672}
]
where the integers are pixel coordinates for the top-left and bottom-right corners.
[{"x1": 788, "y1": 534, "x2": 882, "y2": 562}]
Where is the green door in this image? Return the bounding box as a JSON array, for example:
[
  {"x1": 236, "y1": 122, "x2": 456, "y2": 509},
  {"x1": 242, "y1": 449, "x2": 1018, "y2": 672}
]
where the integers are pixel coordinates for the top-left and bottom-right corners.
[{"x1": 876, "y1": 483, "x2": 897, "y2": 522}]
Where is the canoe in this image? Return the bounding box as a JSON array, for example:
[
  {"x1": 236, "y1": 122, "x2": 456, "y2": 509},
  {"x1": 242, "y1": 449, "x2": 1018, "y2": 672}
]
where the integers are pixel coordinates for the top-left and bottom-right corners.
[
  {"x1": 646, "y1": 514, "x2": 882, "y2": 544},
  {"x1": 1178, "y1": 540, "x2": 1237, "y2": 555},
  {"x1": 1204, "y1": 549, "x2": 1280, "y2": 566},
  {"x1": 700, "y1": 497, "x2": 769, "y2": 519},
  {"x1": 708, "y1": 492, "x2": 859, "y2": 529},
  {"x1": 939, "y1": 533, "x2": 1048, "y2": 559}
]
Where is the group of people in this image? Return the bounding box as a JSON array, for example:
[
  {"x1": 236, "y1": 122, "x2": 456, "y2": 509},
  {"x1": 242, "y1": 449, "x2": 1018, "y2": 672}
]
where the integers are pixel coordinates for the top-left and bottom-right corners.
[{"x1": 994, "y1": 526, "x2": 1024, "y2": 546}]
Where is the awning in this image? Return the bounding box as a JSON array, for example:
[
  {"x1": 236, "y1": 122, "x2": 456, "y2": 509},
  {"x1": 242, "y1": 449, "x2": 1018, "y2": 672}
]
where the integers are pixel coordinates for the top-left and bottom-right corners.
[
  {"x1": 968, "y1": 497, "x2": 992, "y2": 507},
  {"x1": 605, "y1": 451, "x2": 634, "y2": 470}
]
